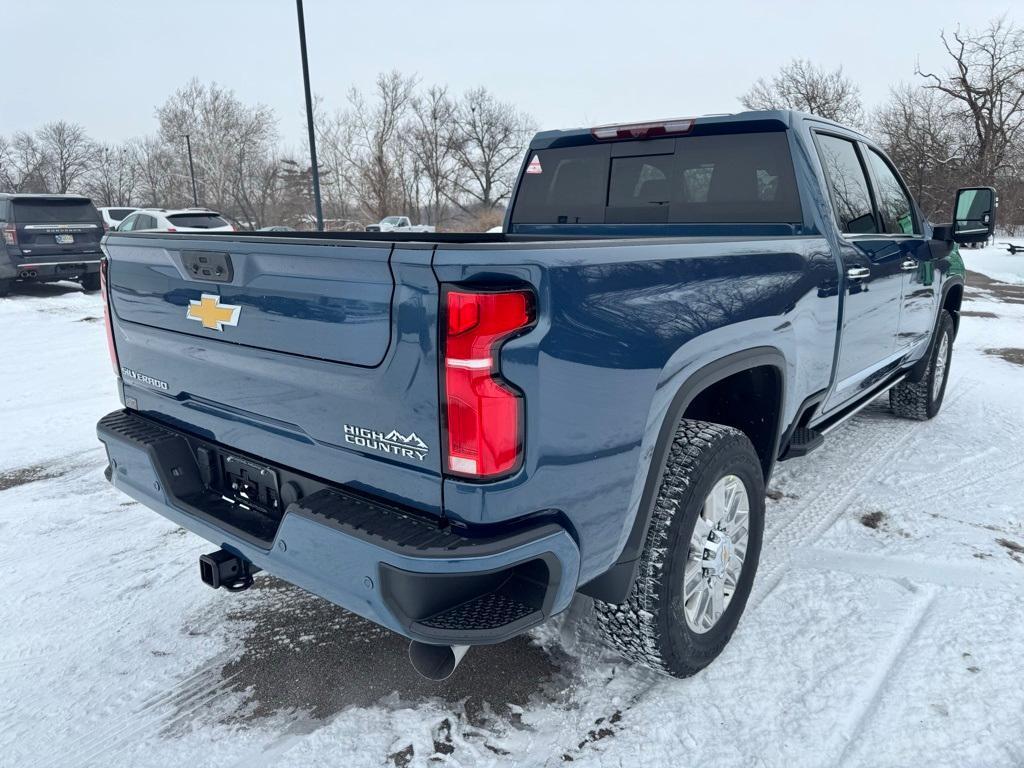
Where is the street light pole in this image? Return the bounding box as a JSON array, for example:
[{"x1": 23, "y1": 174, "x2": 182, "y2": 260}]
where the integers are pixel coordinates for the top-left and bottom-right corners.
[
  {"x1": 296, "y1": 0, "x2": 324, "y2": 231},
  {"x1": 183, "y1": 133, "x2": 199, "y2": 207}
]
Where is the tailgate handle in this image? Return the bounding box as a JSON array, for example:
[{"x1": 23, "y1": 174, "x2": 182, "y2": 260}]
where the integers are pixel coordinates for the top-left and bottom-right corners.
[{"x1": 181, "y1": 250, "x2": 233, "y2": 283}]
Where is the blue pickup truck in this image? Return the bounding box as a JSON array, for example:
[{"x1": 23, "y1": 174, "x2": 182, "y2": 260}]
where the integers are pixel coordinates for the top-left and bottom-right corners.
[{"x1": 96, "y1": 111, "x2": 994, "y2": 680}]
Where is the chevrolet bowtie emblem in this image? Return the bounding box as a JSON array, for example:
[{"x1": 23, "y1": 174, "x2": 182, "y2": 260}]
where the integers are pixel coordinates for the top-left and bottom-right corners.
[{"x1": 186, "y1": 293, "x2": 241, "y2": 331}]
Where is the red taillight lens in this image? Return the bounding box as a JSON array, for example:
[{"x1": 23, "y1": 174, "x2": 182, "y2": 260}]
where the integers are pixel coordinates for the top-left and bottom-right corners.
[
  {"x1": 100, "y1": 258, "x2": 120, "y2": 377},
  {"x1": 443, "y1": 288, "x2": 534, "y2": 479},
  {"x1": 2, "y1": 225, "x2": 16, "y2": 246}
]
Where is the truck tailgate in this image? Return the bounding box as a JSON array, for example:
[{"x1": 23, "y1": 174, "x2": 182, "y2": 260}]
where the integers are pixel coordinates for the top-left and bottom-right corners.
[
  {"x1": 107, "y1": 235, "x2": 393, "y2": 366},
  {"x1": 102, "y1": 233, "x2": 443, "y2": 516}
]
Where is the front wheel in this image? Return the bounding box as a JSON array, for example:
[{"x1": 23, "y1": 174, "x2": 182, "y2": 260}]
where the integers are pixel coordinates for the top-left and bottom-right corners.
[
  {"x1": 595, "y1": 420, "x2": 765, "y2": 677},
  {"x1": 890, "y1": 311, "x2": 954, "y2": 420}
]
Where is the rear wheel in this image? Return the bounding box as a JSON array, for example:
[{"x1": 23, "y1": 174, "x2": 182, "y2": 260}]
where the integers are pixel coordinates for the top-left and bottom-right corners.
[
  {"x1": 890, "y1": 311, "x2": 954, "y2": 420},
  {"x1": 0, "y1": 279, "x2": 10, "y2": 297},
  {"x1": 80, "y1": 273, "x2": 101, "y2": 292},
  {"x1": 595, "y1": 420, "x2": 765, "y2": 677}
]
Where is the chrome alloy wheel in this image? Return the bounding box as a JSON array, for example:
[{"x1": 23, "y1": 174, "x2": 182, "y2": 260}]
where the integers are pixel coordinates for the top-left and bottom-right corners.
[
  {"x1": 932, "y1": 331, "x2": 950, "y2": 402},
  {"x1": 682, "y1": 474, "x2": 750, "y2": 634}
]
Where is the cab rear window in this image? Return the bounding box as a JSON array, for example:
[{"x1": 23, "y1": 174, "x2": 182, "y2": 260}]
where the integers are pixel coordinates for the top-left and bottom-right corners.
[
  {"x1": 12, "y1": 199, "x2": 101, "y2": 224},
  {"x1": 510, "y1": 131, "x2": 802, "y2": 226}
]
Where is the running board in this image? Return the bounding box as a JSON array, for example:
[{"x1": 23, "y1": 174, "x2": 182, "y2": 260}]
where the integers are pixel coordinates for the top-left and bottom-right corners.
[
  {"x1": 817, "y1": 373, "x2": 907, "y2": 435},
  {"x1": 778, "y1": 372, "x2": 908, "y2": 461}
]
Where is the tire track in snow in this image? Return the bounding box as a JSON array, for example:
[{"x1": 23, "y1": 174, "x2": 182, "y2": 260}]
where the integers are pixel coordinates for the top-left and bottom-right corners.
[
  {"x1": 830, "y1": 589, "x2": 937, "y2": 767},
  {"x1": 27, "y1": 662, "x2": 240, "y2": 768},
  {"x1": 794, "y1": 546, "x2": 1024, "y2": 589},
  {"x1": 753, "y1": 379, "x2": 977, "y2": 609}
]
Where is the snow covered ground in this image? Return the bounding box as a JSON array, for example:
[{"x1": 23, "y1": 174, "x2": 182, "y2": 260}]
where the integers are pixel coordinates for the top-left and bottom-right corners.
[{"x1": 1, "y1": 244, "x2": 1023, "y2": 768}]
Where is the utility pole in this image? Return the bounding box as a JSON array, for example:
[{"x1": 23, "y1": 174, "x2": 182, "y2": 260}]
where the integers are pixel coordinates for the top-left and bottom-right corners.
[
  {"x1": 183, "y1": 133, "x2": 199, "y2": 206},
  {"x1": 296, "y1": 0, "x2": 324, "y2": 231}
]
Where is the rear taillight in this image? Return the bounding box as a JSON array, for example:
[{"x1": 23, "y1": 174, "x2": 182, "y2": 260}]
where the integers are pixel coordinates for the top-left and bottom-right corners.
[
  {"x1": 100, "y1": 258, "x2": 120, "y2": 377},
  {"x1": 2, "y1": 225, "x2": 16, "y2": 246},
  {"x1": 442, "y1": 288, "x2": 534, "y2": 479},
  {"x1": 165, "y1": 227, "x2": 177, "y2": 233}
]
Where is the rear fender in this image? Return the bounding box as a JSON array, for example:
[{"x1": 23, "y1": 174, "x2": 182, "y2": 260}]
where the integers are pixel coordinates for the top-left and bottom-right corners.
[{"x1": 580, "y1": 346, "x2": 787, "y2": 603}]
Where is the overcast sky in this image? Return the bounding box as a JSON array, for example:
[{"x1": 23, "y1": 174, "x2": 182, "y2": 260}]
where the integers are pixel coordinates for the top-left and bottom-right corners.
[{"x1": 3, "y1": 0, "x2": 1016, "y2": 146}]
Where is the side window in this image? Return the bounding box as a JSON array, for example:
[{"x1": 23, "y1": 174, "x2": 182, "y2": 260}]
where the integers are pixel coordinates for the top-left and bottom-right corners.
[
  {"x1": 137, "y1": 215, "x2": 155, "y2": 230},
  {"x1": 815, "y1": 134, "x2": 878, "y2": 234},
  {"x1": 865, "y1": 149, "x2": 918, "y2": 235},
  {"x1": 118, "y1": 214, "x2": 136, "y2": 231}
]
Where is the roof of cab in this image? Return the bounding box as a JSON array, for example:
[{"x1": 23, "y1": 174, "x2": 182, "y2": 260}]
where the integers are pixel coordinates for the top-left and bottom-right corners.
[{"x1": 528, "y1": 109, "x2": 868, "y2": 149}]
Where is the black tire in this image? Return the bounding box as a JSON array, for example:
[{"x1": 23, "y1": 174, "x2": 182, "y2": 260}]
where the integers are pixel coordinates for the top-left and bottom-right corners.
[
  {"x1": 594, "y1": 419, "x2": 765, "y2": 677},
  {"x1": 890, "y1": 311, "x2": 954, "y2": 421},
  {"x1": 0, "y1": 278, "x2": 10, "y2": 298},
  {"x1": 80, "y1": 273, "x2": 101, "y2": 292}
]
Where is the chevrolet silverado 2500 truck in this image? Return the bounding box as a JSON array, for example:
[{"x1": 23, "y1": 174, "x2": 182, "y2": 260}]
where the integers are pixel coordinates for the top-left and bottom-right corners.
[{"x1": 96, "y1": 111, "x2": 994, "y2": 679}]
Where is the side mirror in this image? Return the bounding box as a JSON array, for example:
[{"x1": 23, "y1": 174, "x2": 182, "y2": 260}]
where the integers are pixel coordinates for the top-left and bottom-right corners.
[{"x1": 950, "y1": 186, "x2": 997, "y2": 244}]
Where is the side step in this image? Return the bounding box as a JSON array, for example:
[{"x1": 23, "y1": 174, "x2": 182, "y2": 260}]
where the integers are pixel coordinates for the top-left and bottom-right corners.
[{"x1": 779, "y1": 427, "x2": 824, "y2": 460}]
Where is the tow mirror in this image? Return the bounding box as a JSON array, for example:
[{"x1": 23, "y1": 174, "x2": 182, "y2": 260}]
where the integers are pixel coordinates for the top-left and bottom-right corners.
[{"x1": 945, "y1": 186, "x2": 997, "y2": 244}]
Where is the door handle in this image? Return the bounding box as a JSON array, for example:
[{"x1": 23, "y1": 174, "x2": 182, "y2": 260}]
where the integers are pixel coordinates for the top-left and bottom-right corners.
[
  {"x1": 901, "y1": 259, "x2": 918, "y2": 271},
  {"x1": 846, "y1": 266, "x2": 871, "y2": 280}
]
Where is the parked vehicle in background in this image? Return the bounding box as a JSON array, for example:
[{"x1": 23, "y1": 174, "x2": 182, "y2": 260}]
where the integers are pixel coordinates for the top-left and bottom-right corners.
[
  {"x1": 97, "y1": 110, "x2": 990, "y2": 680},
  {"x1": 115, "y1": 208, "x2": 234, "y2": 234},
  {"x1": 258, "y1": 225, "x2": 295, "y2": 232},
  {"x1": 98, "y1": 207, "x2": 138, "y2": 232},
  {"x1": 0, "y1": 193, "x2": 104, "y2": 294},
  {"x1": 365, "y1": 216, "x2": 436, "y2": 233}
]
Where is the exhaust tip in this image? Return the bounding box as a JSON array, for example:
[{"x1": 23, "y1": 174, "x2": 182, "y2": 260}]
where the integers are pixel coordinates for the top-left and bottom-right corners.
[{"x1": 408, "y1": 641, "x2": 469, "y2": 681}]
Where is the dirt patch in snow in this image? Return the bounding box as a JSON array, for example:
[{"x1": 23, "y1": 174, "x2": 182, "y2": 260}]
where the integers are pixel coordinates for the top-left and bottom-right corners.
[
  {"x1": 984, "y1": 348, "x2": 1024, "y2": 367},
  {"x1": 211, "y1": 577, "x2": 577, "y2": 724},
  {"x1": 960, "y1": 310, "x2": 999, "y2": 319},
  {"x1": 965, "y1": 270, "x2": 1024, "y2": 304},
  {"x1": 0, "y1": 462, "x2": 67, "y2": 491},
  {"x1": 860, "y1": 511, "x2": 885, "y2": 529},
  {"x1": 859, "y1": 510, "x2": 910, "y2": 538}
]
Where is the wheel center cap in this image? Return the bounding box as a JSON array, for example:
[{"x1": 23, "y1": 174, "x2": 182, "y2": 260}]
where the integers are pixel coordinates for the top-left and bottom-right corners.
[{"x1": 704, "y1": 531, "x2": 735, "y2": 579}]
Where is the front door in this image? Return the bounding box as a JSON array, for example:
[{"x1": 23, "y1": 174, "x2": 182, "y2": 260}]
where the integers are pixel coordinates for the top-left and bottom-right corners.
[
  {"x1": 814, "y1": 132, "x2": 906, "y2": 413},
  {"x1": 861, "y1": 147, "x2": 938, "y2": 350}
]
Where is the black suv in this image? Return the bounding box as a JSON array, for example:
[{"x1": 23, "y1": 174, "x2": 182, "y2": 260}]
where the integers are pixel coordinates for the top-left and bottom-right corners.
[{"x1": 0, "y1": 193, "x2": 105, "y2": 296}]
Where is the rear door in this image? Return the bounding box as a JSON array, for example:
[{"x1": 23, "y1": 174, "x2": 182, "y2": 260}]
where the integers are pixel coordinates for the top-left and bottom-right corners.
[
  {"x1": 104, "y1": 234, "x2": 445, "y2": 515},
  {"x1": 813, "y1": 132, "x2": 906, "y2": 413},
  {"x1": 11, "y1": 197, "x2": 103, "y2": 261}
]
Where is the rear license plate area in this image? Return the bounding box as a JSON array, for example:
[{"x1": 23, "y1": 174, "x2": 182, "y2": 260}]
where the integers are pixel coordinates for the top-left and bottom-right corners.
[
  {"x1": 55, "y1": 234, "x2": 74, "y2": 244},
  {"x1": 196, "y1": 447, "x2": 281, "y2": 513}
]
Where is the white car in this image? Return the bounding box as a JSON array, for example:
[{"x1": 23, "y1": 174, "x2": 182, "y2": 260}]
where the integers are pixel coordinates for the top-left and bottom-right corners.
[
  {"x1": 98, "y1": 206, "x2": 138, "y2": 232},
  {"x1": 365, "y1": 216, "x2": 435, "y2": 233},
  {"x1": 115, "y1": 208, "x2": 235, "y2": 233}
]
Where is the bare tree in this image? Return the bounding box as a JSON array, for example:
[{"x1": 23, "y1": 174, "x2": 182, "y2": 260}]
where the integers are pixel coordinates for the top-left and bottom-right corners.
[
  {"x1": 0, "y1": 131, "x2": 48, "y2": 192},
  {"x1": 155, "y1": 79, "x2": 278, "y2": 218},
  {"x1": 871, "y1": 84, "x2": 965, "y2": 219},
  {"x1": 86, "y1": 144, "x2": 138, "y2": 206},
  {"x1": 741, "y1": 59, "x2": 864, "y2": 125},
  {"x1": 38, "y1": 121, "x2": 97, "y2": 193},
  {"x1": 344, "y1": 71, "x2": 418, "y2": 221},
  {"x1": 408, "y1": 85, "x2": 460, "y2": 224},
  {"x1": 313, "y1": 95, "x2": 358, "y2": 221},
  {"x1": 129, "y1": 136, "x2": 175, "y2": 207},
  {"x1": 916, "y1": 16, "x2": 1024, "y2": 185},
  {"x1": 451, "y1": 87, "x2": 534, "y2": 211}
]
